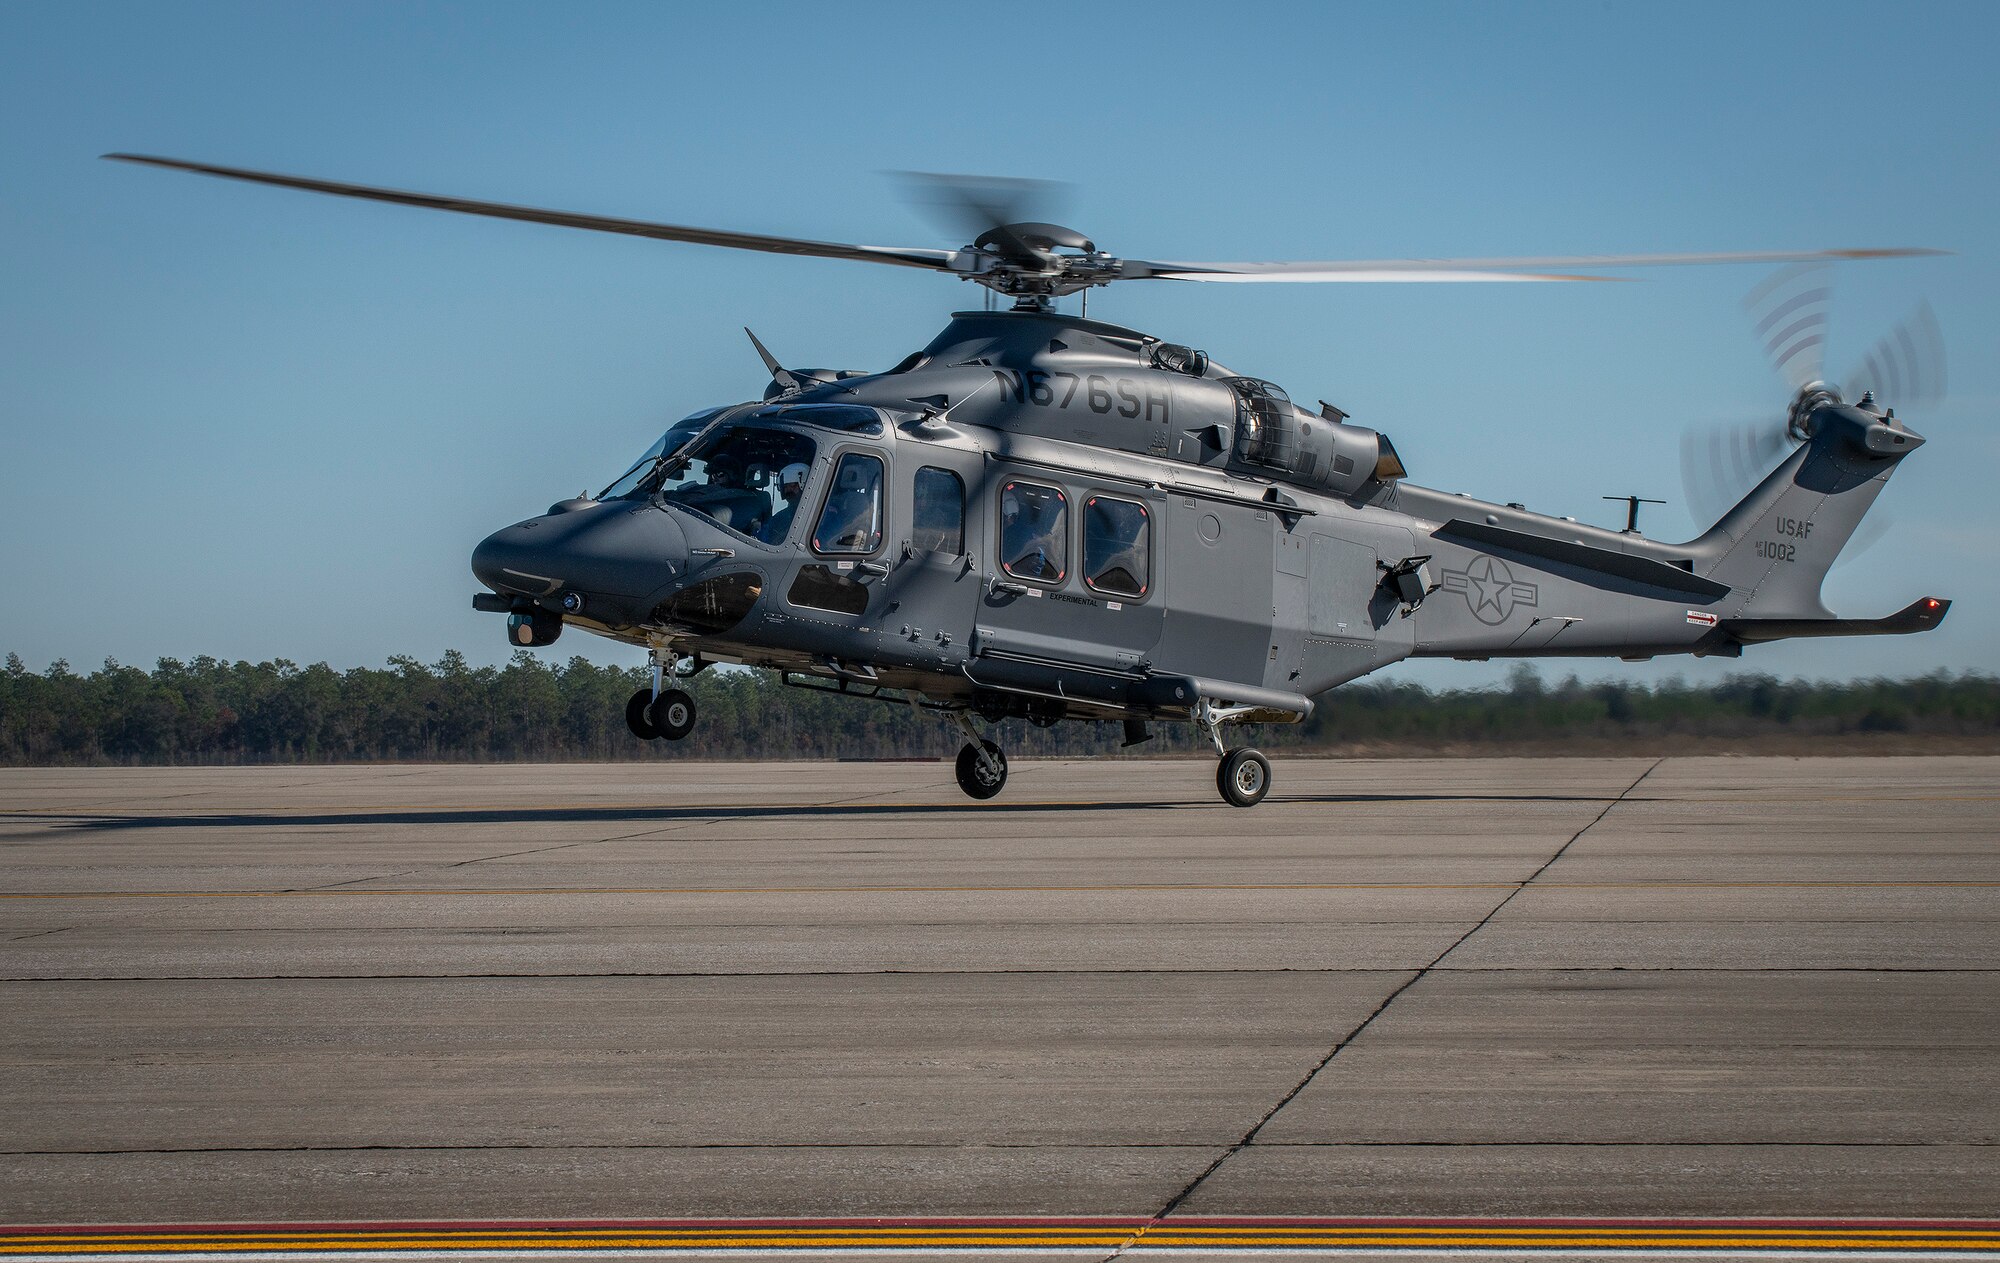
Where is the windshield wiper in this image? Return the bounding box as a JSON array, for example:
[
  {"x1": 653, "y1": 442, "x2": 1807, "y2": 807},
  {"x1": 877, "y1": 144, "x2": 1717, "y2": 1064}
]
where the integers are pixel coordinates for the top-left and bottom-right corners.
[
  {"x1": 596, "y1": 412, "x2": 738, "y2": 501},
  {"x1": 641, "y1": 412, "x2": 739, "y2": 503}
]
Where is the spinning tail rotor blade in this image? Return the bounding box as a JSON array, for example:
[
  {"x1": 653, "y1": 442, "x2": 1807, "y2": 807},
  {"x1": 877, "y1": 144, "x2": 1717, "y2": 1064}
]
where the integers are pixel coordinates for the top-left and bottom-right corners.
[
  {"x1": 1743, "y1": 263, "x2": 1833, "y2": 390},
  {"x1": 1681, "y1": 420, "x2": 1795, "y2": 528},
  {"x1": 1846, "y1": 300, "x2": 1946, "y2": 406}
]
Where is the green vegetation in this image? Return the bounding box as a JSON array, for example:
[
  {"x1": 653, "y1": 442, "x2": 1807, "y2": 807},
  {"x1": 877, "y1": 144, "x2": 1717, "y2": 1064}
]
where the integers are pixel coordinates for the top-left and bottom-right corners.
[{"x1": 2, "y1": 652, "x2": 1996, "y2": 766}]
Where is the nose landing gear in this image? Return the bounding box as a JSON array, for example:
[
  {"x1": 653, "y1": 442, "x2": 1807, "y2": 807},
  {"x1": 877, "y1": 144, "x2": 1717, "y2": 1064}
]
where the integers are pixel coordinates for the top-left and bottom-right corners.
[{"x1": 625, "y1": 645, "x2": 700, "y2": 743}]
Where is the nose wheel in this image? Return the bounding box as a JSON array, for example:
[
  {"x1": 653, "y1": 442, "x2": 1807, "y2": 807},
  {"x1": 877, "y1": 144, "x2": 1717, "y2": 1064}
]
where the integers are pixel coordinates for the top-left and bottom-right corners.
[
  {"x1": 625, "y1": 687, "x2": 697, "y2": 741},
  {"x1": 624, "y1": 689, "x2": 658, "y2": 740},
  {"x1": 1216, "y1": 747, "x2": 1272, "y2": 808},
  {"x1": 648, "y1": 689, "x2": 697, "y2": 741},
  {"x1": 627, "y1": 645, "x2": 700, "y2": 743}
]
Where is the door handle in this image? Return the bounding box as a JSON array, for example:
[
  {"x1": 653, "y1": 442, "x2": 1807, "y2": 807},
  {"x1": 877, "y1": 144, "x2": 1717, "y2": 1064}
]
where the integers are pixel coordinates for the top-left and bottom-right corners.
[
  {"x1": 991, "y1": 579, "x2": 1028, "y2": 596},
  {"x1": 855, "y1": 559, "x2": 891, "y2": 577}
]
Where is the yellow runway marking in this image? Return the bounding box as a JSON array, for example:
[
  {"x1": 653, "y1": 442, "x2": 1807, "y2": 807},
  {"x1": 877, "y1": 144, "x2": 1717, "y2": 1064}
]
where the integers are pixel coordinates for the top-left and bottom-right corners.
[
  {"x1": 3, "y1": 882, "x2": 1998, "y2": 900},
  {"x1": 4, "y1": 1220, "x2": 1999, "y2": 1256},
  {"x1": 3, "y1": 881, "x2": 1998, "y2": 901}
]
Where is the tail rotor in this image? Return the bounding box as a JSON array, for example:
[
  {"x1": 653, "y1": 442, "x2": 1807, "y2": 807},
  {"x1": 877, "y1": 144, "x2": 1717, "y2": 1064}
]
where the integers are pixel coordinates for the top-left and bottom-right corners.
[{"x1": 1681, "y1": 266, "x2": 1944, "y2": 543}]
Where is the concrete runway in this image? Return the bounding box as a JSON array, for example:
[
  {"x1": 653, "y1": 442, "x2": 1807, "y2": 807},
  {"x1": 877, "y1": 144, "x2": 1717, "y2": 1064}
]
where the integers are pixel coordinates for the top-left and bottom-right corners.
[{"x1": 1, "y1": 756, "x2": 1996, "y2": 1230}]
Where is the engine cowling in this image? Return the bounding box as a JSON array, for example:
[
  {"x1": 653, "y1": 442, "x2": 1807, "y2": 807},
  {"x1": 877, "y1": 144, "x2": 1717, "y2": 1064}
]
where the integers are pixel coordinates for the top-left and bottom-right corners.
[{"x1": 1220, "y1": 377, "x2": 1406, "y2": 496}]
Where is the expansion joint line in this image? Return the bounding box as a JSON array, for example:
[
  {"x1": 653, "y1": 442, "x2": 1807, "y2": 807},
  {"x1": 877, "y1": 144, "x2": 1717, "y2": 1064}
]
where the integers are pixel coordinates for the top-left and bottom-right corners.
[{"x1": 1098, "y1": 757, "x2": 1666, "y2": 1263}]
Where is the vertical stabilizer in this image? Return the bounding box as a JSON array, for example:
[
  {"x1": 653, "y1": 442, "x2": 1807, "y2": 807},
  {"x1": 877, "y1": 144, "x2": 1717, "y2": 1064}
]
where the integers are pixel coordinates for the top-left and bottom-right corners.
[{"x1": 1693, "y1": 402, "x2": 1925, "y2": 619}]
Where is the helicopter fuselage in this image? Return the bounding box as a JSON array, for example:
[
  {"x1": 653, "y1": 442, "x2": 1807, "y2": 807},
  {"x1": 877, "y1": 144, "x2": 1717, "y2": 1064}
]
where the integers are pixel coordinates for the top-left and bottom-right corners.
[{"x1": 471, "y1": 307, "x2": 1945, "y2": 745}]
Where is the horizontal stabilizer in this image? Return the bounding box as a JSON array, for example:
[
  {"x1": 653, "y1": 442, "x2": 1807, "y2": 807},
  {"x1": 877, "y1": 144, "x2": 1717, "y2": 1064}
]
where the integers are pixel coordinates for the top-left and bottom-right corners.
[
  {"x1": 1437, "y1": 518, "x2": 1731, "y2": 598},
  {"x1": 1723, "y1": 597, "x2": 1950, "y2": 644}
]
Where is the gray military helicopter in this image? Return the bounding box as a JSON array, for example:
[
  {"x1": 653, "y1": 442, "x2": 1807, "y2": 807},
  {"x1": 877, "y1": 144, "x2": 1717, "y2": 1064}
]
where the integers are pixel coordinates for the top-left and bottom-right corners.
[{"x1": 108, "y1": 154, "x2": 1952, "y2": 805}]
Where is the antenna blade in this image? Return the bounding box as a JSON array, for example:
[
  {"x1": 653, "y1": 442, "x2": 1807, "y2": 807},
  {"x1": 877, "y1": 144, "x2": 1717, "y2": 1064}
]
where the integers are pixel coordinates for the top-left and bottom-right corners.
[{"x1": 743, "y1": 328, "x2": 798, "y2": 390}]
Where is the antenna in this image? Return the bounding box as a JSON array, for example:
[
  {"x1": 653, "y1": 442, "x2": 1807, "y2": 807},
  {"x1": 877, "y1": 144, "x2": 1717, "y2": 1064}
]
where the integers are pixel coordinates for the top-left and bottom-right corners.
[
  {"x1": 1603, "y1": 495, "x2": 1667, "y2": 534},
  {"x1": 920, "y1": 374, "x2": 997, "y2": 430}
]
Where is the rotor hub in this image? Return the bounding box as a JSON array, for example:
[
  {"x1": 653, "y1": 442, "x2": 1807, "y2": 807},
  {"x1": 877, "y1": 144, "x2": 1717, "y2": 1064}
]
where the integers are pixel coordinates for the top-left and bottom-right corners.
[
  {"x1": 958, "y1": 220, "x2": 1123, "y2": 301},
  {"x1": 1786, "y1": 381, "x2": 1841, "y2": 443}
]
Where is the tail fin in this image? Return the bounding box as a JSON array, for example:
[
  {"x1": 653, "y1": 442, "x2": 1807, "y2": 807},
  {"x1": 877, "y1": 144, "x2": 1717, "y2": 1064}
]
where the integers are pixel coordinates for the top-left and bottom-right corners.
[{"x1": 1692, "y1": 401, "x2": 1925, "y2": 620}]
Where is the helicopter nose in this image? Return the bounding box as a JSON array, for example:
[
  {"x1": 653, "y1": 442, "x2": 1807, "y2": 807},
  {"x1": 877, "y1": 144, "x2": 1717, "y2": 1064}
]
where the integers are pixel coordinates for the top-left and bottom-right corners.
[{"x1": 472, "y1": 503, "x2": 687, "y2": 603}]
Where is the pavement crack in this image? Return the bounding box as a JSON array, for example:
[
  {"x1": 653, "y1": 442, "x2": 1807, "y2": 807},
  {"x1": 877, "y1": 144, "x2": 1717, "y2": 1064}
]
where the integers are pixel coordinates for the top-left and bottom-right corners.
[
  {"x1": 5, "y1": 926, "x2": 71, "y2": 942},
  {"x1": 1098, "y1": 758, "x2": 1666, "y2": 1261}
]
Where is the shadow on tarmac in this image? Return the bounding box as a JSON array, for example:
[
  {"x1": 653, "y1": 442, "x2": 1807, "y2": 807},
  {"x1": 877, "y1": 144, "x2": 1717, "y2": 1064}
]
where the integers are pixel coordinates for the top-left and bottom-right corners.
[{"x1": 22, "y1": 790, "x2": 1625, "y2": 833}]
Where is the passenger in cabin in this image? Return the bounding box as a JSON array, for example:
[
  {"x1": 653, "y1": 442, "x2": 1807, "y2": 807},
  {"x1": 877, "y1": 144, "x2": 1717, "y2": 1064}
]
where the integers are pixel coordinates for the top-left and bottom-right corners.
[{"x1": 1001, "y1": 483, "x2": 1064, "y2": 582}]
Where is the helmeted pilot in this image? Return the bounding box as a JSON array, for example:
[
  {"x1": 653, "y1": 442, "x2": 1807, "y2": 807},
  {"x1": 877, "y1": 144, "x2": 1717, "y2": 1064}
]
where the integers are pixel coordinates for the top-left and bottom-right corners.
[{"x1": 759, "y1": 462, "x2": 810, "y2": 544}]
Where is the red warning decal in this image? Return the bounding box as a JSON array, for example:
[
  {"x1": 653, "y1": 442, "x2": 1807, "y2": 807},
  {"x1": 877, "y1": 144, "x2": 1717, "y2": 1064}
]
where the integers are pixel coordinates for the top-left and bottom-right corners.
[{"x1": 1686, "y1": 611, "x2": 1720, "y2": 627}]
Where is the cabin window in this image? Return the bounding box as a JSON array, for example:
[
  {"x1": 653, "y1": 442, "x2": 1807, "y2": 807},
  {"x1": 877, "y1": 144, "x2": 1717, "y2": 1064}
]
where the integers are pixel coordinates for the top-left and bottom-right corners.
[
  {"x1": 999, "y1": 480, "x2": 1067, "y2": 584},
  {"x1": 811, "y1": 452, "x2": 885, "y2": 555},
  {"x1": 1082, "y1": 495, "x2": 1150, "y2": 599},
  {"x1": 912, "y1": 467, "x2": 964, "y2": 554}
]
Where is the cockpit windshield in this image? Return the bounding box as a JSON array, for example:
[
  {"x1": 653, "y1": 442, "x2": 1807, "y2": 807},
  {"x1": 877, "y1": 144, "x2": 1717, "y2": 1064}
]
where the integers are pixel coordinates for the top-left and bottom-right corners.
[
  {"x1": 597, "y1": 408, "x2": 730, "y2": 501},
  {"x1": 647, "y1": 425, "x2": 818, "y2": 539}
]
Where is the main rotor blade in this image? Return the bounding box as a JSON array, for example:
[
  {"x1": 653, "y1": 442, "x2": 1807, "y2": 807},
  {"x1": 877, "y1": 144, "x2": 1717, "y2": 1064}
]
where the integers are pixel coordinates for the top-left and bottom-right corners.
[
  {"x1": 1129, "y1": 246, "x2": 1945, "y2": 283},
  {"x1": 104, "y1": 154, "x2": 958, "y2": 273}
]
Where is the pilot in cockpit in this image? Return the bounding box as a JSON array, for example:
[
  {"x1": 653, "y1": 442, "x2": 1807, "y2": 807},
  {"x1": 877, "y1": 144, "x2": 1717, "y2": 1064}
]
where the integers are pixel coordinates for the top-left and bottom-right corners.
[
  {"x1": 668, "y1": 452, "x2": 767, "y2": 535},
  {"x1": 759, "y1": 462, "x2": 810, "y2": 545}
]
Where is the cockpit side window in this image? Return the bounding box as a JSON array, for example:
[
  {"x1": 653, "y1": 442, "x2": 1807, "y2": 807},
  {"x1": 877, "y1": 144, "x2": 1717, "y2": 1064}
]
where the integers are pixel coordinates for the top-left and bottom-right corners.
[
  {"x1": 811, "y1": 452, "x2": 886, "y2": 555},
  {"x1": 999, "y1": 480, "x2": 1067, "y2": 584}
]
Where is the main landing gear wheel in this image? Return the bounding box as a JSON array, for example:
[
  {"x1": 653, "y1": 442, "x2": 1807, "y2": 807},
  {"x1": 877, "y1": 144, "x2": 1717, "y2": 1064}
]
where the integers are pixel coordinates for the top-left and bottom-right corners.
[
  {"x1": 955, "y1": 739, "x2": 1008, "y2": 801},
  {"x1": 624, "y1": 689, "x2": 658, "y2": 740},
  {"x1": 1217, "y1": 748, "x2": 1271, "y2": 808},
  {"x1": 648, "y1": 688, "x2": 697, "y2": 741}
]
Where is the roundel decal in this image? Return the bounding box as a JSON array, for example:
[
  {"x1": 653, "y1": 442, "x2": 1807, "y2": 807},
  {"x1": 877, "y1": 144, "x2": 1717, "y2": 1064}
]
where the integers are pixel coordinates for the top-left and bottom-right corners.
[{"x1": 1441, "y1": 556, "x2": 1540, "y2": 625}]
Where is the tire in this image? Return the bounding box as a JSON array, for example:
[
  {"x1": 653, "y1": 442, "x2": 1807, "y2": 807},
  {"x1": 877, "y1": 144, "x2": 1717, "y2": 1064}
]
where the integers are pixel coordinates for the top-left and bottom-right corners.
[
  {"x1": 954, "y1": 739, "x2": 1008, "y2": 800},
  {"x1": 624, "y1": 689, "x2": 659, "y2": 740},
  {"x1": 1216, "y1": 748, "x2": 1271, "y2": 808},
  {"x1": 648, "y1": 688, "x2": 697, "y2": 741}
]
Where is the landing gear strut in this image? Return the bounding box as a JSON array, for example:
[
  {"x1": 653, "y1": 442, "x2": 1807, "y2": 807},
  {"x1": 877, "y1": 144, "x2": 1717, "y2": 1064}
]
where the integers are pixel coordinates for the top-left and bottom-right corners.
[
  {"x1": 949, "y1": 710, "x2": 1008, "y2": 800},
  {"x1": 1195, "y1": 698, "x2": 1271, "y2": 808},
  {"x1": 627, "y1": 644, "x2": 698, "y2": 743}
]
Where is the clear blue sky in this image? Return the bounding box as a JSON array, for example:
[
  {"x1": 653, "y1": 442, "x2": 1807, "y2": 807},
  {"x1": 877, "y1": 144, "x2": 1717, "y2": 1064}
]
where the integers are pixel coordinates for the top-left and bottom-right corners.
[{"x1": 2, "y1": 0, "x2": 1994, "y2": 689}]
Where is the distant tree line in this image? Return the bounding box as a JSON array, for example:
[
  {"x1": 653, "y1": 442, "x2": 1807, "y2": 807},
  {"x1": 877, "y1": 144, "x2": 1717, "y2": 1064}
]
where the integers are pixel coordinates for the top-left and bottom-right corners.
[{"x1": 2, "y1": 651, "x2": 1997, "y2": 766}]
